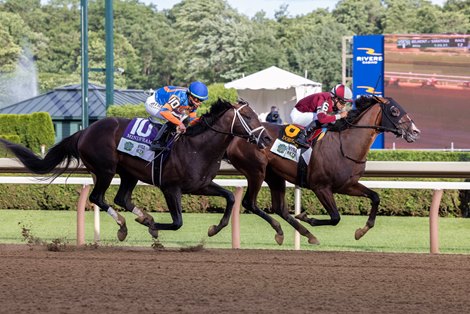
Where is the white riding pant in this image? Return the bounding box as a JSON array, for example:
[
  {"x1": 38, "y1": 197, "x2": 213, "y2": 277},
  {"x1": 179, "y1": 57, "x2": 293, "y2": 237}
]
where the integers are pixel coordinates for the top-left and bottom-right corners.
[
  {"x1": 145, "y1": 94, "x2": 165, "y2": 123},
  {"x1": 290, "y1": 108, "x2": 317, "y2": 127}
]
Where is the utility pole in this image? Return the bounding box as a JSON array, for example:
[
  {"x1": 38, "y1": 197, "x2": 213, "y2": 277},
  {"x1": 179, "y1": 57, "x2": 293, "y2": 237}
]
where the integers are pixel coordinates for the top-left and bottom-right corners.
[
  {"x1": 105, "y1": 0, "x2": 114, "y2": 109},
  {"x1": 80, "y1": 0, "x2": 89, "y2": 129}
]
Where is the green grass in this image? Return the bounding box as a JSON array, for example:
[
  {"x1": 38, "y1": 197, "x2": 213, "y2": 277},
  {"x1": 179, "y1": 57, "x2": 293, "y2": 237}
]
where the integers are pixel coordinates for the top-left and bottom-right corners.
[{"x1": 1, "y1": 210, "x2": 469, "y2": 254}]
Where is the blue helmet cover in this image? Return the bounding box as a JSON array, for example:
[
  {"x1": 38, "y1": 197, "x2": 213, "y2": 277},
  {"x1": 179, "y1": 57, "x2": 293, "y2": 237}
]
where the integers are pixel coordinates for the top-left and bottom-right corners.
[{"x1": 188, "y1": 81, "x2": 209, "y2": 100}]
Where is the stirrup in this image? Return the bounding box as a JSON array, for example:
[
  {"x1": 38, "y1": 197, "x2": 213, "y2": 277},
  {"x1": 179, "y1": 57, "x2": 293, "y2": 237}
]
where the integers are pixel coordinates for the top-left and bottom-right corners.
[
  {"x1": 295, "y1": 133, "x2": 310, "y2": 148},
  {"x1": 295, "y1": 139, "x2": 310, "y2": 148}
]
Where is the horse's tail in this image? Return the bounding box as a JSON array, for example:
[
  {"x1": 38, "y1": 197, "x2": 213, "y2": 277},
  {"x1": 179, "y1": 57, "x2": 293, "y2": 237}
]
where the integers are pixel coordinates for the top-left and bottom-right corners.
[{"x1": 0, "y1": 131, "x2": 83, "y2": 177}]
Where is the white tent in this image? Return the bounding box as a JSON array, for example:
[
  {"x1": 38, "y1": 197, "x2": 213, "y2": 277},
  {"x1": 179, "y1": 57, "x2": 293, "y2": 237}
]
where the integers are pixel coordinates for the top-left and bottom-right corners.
[{"x1": 224, "y1": 66, "x2": 322, "y2": 123}]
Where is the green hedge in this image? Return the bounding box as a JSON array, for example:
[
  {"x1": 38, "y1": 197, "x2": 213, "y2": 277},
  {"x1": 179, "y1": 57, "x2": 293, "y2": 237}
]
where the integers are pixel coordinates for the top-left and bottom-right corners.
[
  {"x1": 0, "y1": 112, "x2": 55, "y2": 153},
  {"x1": 0, "y1": 176, "x2": 465, "y2": 218}
]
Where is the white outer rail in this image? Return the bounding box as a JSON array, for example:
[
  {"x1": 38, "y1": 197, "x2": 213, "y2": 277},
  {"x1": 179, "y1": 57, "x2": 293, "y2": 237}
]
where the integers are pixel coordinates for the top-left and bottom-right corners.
[{"x1": 1, "y1": 176, "x2": 470, "y2": 253}]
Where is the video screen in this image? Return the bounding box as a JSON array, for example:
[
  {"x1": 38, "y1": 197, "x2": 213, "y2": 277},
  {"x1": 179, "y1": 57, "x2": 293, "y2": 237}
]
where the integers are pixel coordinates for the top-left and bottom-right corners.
[{"x1": 384, "y1": 34, "x2": 470, "y2": 150}]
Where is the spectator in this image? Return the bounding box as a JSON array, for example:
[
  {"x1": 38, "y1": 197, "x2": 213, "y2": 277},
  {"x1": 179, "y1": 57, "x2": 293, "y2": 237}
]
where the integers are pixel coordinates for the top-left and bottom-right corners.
[{"x1": 265, "y1": 106, "x2": 283, "y2": 125}]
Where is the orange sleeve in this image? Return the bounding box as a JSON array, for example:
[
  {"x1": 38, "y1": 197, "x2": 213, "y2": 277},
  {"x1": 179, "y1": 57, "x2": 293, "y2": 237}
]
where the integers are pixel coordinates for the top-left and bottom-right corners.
[
  {"x1": 159, "y1": 104, "x2": 182, "y2": 125},
  {"x1": 188, "y1": 112, "x2": 199, "y2": 125}
]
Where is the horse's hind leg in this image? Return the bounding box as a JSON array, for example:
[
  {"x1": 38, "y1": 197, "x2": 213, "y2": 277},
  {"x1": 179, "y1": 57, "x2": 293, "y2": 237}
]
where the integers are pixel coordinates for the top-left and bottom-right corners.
[
  {"x1": 341, "y1": 182, "x2": 380, "y2": 240},
  {"x1": 296, "y1": 187, "x2": 341, "y2": 228},
  {"x1": 265, "y1": 170, "x2": 319, "y2": 245},
  {"x1": 88, "y1": 173, "x2": 128, "y2": 241},
  {"x1": 113, "y1": 171, "x2": 158, "y2": 239},
  {"x1": 189, "y1": 181, "x2": 234, "y2": 237}
]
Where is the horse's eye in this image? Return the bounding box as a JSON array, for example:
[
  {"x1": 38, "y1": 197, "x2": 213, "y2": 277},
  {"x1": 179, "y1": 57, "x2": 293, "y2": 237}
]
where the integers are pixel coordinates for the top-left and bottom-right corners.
[{"x1": 390, "y1": 106, "x2": 400, "y2": 117}]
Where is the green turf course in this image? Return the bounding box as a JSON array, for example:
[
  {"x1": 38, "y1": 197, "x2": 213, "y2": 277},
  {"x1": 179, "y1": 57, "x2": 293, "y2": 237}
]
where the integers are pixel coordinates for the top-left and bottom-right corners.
[{"x1": 1, "y1": 210, "x2": 469, "y2": 254}]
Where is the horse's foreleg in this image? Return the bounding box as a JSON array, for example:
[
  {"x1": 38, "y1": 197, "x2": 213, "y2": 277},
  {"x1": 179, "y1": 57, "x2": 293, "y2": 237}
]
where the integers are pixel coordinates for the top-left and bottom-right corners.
[
  {"x1": 242, "y1": 177, "x2": 284, "y2": 245},
  {"x1": 265, "y1": 172, "x2": 319, "y2": 245},
  {"x1": 189, "y1": 182, "x2": 234, "y2": 237},
  {"x1": 341, "y1": 183, "x2": 380, "y2": 240},
  {"x1": 113, "y1": 173, "x2": 158, "y2": 239}
]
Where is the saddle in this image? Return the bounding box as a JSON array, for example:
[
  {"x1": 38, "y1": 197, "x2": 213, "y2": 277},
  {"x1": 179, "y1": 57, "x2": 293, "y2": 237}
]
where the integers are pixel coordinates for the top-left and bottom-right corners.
[
  {"x1": 271, "y1": 124, "x2": 327, "y2": 188},
  {"x1": 117, "y1": 118, "x2": 173, "y2": 186}
]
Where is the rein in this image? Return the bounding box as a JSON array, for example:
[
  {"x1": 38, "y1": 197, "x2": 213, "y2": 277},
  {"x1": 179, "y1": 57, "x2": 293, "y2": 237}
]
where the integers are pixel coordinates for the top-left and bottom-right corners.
[
  {"x1": 342, "y1": 101, "x2": 400, "y2": 134},
  {"x1": 338, "y1": 132, "x2": 366, "y2": 164},
  {"x1": 338, "y1": 100, "x2": 395, "y2": 164},
  {"x1": 201, "y1": 103, "x2": 267, "y2": 144}
]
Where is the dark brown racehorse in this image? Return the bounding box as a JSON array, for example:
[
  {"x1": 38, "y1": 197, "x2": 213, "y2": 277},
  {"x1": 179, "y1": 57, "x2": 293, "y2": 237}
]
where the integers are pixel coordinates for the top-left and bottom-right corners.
[
  {"x1": 0, "y1": 99, "x2": 271, "y2": 241},
  {"x1": 226, "y1": 96, "x2": 420, "y2": 245}
]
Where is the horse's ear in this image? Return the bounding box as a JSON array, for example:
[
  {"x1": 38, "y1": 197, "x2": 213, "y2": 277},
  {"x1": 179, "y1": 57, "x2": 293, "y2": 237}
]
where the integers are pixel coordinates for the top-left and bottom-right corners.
[{"x1": 237, "y1": 98, "x2": 249, "y2": 106}]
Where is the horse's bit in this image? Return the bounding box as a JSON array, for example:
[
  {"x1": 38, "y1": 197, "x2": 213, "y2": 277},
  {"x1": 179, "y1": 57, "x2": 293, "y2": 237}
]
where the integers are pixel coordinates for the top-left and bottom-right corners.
[{"x1": 230, "y1": 103, "x2": 267, "y2": 145}]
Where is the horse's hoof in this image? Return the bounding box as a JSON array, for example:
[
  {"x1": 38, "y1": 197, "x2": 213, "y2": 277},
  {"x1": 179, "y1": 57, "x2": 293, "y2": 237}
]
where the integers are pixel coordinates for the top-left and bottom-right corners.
[
  {"x1": 355, "y1": 228, "x2": 365, "y2": 240},
  {"x1": 275, "y1": 234, "x2": 284, "y2": 245},
  {"x1": 208, "y1": 225, "x2": 218, "y2": 237},
  {"x1": 308, "y1": 235, "x2": 320, "y2": 245},
  {"x1": 117, "y1": 224, "x2": 128, "y2": 241},
  {"x1": 135, "y1": 212, "x2": 155, "y2": 227},
  {"x1": 134, "y1": 216, "x2": 146, "y2": 224},
  {"x1": 295, "y1": 212, "x2": 307, "y2": 222},
  {"x1": 148, "y1": 227, "x2": 159, "y2": 239}
]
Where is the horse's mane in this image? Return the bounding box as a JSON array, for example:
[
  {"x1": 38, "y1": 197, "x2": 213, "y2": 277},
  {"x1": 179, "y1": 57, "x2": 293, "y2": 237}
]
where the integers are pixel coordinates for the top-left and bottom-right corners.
[
  {"x1": 185, "y1": 98, "x2": 233, "y2": 136},
  {"x1": 328, "y1": 96, "x2": 378, "y2": 132}
]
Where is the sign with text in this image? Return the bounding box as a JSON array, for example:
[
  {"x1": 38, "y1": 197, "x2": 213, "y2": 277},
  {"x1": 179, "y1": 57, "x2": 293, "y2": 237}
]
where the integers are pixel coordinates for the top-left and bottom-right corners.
[{"x1": 353, "y1": 35, "x2": 385, "y2": 148}]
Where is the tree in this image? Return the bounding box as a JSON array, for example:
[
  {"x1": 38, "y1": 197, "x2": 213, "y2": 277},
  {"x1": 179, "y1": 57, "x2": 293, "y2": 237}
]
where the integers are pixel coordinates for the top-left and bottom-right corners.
[
  {"x1": 383, "y1": 0, "x2": 443, "y2": 34},
  {"x1": 0, "y1": 14, "x2": 22, "y2": 73},
  {"x1": 170, "y1": 0, "x2": 262, "y2": 83},
  {"x1": 0, "y1": 10, "x2": 45, "y2": 106},
  {"x1": 333, "y1": 0, "x2": 385, "y2": 34},
  {"x1": 442, "y1": 0, "x2": 470, "y2": 33},
  {"x1": 93, "y1": 0, "x2": 178, "y2": 88},
  {"x1": 292, "y1": 15, "x2": 351, "y2": 89}
]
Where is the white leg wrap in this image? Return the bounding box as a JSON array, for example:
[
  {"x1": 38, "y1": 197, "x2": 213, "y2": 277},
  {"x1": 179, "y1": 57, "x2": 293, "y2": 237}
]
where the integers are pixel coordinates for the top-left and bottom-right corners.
[
  {"x1": 107, "y1": 207, "x2": 119, "y2": 221},
  {"x1": 132, "y1": 207, "x2": 144, "y2": 217}
]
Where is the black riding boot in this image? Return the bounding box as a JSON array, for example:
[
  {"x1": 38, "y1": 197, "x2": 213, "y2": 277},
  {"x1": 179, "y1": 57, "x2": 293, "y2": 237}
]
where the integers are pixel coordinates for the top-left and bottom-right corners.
[
  {"x1": 295, "y1": 120, "x2": 317, "y2": 148},
  {"x1": 150, "y1": 123, "x2": 171, "y2": 151}
]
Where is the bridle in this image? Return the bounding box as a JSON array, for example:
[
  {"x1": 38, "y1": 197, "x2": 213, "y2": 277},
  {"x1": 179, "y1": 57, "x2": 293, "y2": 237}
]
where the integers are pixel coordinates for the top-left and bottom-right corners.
[
  {"x1": 343, "y1": 96, "x2": 409, "y2": 136},
  {"x1": 338, "y1": 96, "x2": 411, "y2": 163},
  {"x1": 201, "y1": 102, "x2": 267, "y2": 145}
]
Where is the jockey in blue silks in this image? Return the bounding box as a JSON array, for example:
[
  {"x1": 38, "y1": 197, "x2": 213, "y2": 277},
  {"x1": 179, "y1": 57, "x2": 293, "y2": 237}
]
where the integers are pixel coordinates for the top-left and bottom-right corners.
[{"x1": 145, "y1": 81, "x2": 209, "y2": 151}]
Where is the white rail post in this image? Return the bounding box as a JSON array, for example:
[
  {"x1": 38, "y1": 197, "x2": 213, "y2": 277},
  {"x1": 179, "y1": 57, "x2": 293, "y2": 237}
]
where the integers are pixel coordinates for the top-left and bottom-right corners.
[
  {"x1": 429, "y1": 189, "x2": 443, "y2": 254},
  {"x1": 231, "y1": 186, "x2": 243, "y2": 249},
  {"x1": 294, "y1": 186, "x2": 301, "y2": 250},
  {"x1": 76, "y1": 184, "x2": 90, "y2": 246},
  {"x1": 93, "y1": 204, "x2": 100, "y2": 242}
]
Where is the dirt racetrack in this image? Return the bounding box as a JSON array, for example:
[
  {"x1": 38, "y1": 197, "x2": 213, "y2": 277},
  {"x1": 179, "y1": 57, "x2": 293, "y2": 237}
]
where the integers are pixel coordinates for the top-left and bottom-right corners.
[{"x1": 1, "y1": 244, "x2": 470, "y2": 313}]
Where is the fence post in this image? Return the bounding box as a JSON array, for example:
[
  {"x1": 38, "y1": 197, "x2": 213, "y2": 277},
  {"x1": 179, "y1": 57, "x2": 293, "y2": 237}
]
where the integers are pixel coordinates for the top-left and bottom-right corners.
[
  {"x1": 231, "y1": 186, "x2": 243, "y2": 249},
  {"x1": 430, "y1": 189, "x2": 443, "y2": 254},
  {"x1": 93, "y1": 204, "x2": 100, "y2": 242},
  {"x1": 294, "y1": 186, "x2": 301, "y2": 250},
  {"x1": 77, "y1": 184, "x2": 90, "y2": 246}
]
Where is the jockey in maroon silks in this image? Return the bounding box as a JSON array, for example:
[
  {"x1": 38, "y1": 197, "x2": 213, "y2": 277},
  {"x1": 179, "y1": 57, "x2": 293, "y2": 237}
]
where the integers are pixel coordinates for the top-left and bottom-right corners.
[{"x1": 290, "y1": 84, "x2": 353, "y2": 147}]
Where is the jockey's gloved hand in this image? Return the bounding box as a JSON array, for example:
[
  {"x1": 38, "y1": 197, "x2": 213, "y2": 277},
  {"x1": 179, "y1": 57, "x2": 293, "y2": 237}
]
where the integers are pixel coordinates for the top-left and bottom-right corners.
[{"x1": 177, "y1": 123, "x2": 187, "y2": 133}]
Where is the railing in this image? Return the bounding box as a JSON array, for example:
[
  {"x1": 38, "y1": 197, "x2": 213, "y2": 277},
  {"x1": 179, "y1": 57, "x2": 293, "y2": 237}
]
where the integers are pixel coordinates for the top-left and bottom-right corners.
[
  {"x1": 1, "y1": 174, "x2": 470, "y2": 254},
  {"x1": 2, "y1": 159, "x2": 470, "y2": 178},
  {"x1": 1, "y1": 159, "x2": 470, "y2": 253}
]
